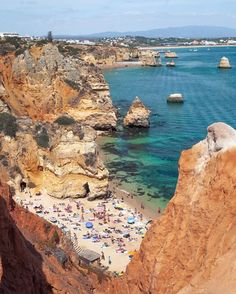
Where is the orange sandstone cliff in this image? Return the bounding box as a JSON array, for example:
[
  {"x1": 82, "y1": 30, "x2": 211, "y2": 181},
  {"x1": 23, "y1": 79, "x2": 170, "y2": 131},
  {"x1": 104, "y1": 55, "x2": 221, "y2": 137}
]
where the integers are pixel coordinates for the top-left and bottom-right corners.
[
  {"x1": 0, "y1": 44, "x2": 117, "y2": 130},
  {"x1": 96, "y1": 122, "x2": 236, "y2": 294}
]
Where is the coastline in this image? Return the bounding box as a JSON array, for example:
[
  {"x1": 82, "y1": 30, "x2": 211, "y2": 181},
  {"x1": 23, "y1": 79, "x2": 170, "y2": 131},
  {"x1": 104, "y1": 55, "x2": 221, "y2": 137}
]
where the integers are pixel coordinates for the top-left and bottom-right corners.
[
  {"x1": 96, "y1": 136, "x2": 161, "y2": 220},
  {"x1": 139, "y1": 44, "x2": 236, "y2": 50},
  {"x1": 100, "y1": 61, "x2": 142, "y2": 70}
]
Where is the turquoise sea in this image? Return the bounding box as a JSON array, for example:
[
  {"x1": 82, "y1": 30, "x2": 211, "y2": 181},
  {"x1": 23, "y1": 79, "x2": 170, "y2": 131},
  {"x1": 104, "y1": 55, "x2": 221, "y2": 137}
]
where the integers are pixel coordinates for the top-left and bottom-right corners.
[{"x1": 100, "y1": 46, "x2": 236, "y2": 211}]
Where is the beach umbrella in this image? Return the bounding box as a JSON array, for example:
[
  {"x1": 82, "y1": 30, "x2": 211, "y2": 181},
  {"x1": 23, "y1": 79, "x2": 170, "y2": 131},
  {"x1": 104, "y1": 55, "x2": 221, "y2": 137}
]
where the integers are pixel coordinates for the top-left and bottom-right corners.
[
  {"x1": 127, "y1": 217, "x2": 135, "y2": 224},
  {"x1": 85, "y1": 222, "x2": 93, "y2": 229},
  {"x1": 123, "y1": 232, "x2": 130, "y2": 238},
  {"x1": 128, "y1": 251, "x2": 136, "y2": 256}
]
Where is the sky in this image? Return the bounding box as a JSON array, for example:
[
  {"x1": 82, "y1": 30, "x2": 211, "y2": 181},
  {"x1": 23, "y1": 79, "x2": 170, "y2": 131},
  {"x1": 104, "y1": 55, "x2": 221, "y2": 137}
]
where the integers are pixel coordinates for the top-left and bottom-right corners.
[{"x1": 0, "y1": 0, "x2": 236, "y2": 36}]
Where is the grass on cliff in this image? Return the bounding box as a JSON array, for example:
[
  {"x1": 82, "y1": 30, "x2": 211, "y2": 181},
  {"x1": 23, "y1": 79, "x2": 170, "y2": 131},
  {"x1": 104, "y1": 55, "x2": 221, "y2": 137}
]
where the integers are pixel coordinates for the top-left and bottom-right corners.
[
  {"x1": 54, "y1": 115, "x2": 76, "y2": 126},
  {"x1": 0, "y1": 113, "x2": 18, "y2": 137},
  {"x1": 35, "y1": 126, "x2": 50, "y2": 148}
]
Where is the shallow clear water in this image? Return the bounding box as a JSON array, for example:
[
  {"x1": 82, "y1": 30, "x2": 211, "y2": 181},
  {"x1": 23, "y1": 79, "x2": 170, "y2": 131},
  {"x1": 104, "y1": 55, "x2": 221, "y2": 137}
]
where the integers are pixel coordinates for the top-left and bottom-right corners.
[{"x1": 100, "y1": 46, "x2": 236, "y2": 211}]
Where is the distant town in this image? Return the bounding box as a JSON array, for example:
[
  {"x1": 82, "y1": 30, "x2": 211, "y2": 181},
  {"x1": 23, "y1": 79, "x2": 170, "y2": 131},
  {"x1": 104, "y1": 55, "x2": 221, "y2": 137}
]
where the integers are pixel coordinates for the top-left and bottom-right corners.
[{"x1": 1, "y1": 31, "x2": 236, "y2": 48}]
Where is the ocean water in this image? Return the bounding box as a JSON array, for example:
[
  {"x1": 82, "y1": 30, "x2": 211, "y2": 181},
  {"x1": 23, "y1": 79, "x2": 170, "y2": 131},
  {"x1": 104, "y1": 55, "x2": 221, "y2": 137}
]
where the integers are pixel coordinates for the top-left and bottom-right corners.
[{"x1": 100, "y1": 46, "x2": 236, "y2": 211}]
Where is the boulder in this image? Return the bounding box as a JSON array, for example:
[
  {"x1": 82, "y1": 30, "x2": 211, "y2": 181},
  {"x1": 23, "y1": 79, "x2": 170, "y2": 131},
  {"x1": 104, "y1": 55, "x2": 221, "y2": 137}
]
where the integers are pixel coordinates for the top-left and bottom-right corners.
[{"x1": 124, "y1": 97, "x2": 151, "y2": 128}]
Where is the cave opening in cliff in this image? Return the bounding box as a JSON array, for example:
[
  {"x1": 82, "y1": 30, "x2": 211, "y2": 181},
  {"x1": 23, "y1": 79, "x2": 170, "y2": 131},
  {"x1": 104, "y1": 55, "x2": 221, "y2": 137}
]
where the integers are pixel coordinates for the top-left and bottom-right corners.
[{"x1": 20, "y1": 180, "x2": 27, "y2": 192}]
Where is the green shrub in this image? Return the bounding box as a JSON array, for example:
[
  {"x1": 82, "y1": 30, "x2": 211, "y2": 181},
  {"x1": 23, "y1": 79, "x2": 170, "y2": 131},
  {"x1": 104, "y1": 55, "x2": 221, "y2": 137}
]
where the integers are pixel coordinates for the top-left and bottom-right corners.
[
  {"x1": 51, "y1": 230, "x2": 59, "y2": 245},
  {"x1": 15, "y1": 47, "x2": 26, "y2": 57},
  {"x1": 35, "y1": 39, "x2": 49, "y2": 46},
  {"x1": 66, "y1": 46, "x2": 80, "y2": 56},
  {"x1": 4, "y1": 37, "x2": 21, "y2": 49},
  {"x1": 64, "y1": 79, "x2": 79, "y2": 90},
  {"x1": 35, "y1": 127, "x2": 50, "y2": 148},
  {"x1": 0, "y1": 113, "x2": 18, "y2": 137},
  {"x1": 54, "y1": 115, "x2": 76, "y2": 126}
]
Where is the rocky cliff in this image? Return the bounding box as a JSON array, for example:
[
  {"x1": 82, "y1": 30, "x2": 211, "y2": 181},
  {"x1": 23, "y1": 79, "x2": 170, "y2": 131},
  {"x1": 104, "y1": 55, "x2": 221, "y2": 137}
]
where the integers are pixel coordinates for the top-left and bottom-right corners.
[
  {"x1": 70, "y1": 45, "x2": 139, "y2": 67},
  {"x1": 96, "y1": 122, "x2": 236, "y2": 294},
  {"x1": 0, "y1": 43, "x2": 117, "y2": 200},
  {"x1": 0, "y1": 168, "x2": 102, "y2": 293},
  {"x1": 0, "y1": 117, "x2": 109, "y2": 200},
  {"x1": 0, "y1": 43, "x2": 117, "y2": 130}
]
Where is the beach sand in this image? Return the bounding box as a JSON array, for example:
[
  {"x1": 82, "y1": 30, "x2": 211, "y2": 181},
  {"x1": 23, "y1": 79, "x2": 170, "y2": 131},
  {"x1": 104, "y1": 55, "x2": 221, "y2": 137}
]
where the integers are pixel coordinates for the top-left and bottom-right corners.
[{"x1": 14, "y1": 185, "x2": 158, "y2": 273}]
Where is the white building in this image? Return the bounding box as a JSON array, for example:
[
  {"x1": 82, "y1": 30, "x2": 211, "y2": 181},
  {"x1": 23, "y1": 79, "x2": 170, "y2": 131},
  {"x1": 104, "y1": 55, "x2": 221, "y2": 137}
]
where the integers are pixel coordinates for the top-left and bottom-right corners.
[
  {"x1": 0, "y1": 32, "x2": 19, "y2": 38},
  {"x1": 227, "y1": 39, "x2": 236, "y2": 45}
]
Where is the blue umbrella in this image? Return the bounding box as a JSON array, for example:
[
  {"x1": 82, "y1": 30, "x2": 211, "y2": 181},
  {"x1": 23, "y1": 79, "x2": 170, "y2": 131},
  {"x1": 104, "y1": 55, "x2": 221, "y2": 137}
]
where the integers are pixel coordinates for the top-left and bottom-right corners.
[
  {"x1": 127, "y1": 217, "x2": 135, "y2": 224},
  {"x1": 85, "y1": 222, "x2": 93, "y2": 229}
]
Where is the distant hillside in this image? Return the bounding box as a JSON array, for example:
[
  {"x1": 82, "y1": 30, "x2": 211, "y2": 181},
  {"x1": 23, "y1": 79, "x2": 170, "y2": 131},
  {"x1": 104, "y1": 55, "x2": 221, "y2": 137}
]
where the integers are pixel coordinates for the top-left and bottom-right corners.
[{"x1": 56, "y1": 26, "x2": 236, "y2": 40}]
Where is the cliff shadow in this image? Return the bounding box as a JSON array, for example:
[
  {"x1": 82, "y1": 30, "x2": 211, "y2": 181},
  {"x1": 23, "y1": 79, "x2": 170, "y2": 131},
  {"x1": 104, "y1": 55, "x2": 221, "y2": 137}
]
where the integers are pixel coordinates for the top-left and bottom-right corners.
[{"x1": 0, "y1": 195, "x2": 53, "y2": 294}]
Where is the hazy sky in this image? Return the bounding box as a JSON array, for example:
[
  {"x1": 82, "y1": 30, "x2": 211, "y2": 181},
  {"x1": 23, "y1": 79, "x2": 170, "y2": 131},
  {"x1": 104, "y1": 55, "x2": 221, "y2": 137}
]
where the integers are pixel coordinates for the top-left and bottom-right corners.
[{"x1": 1, "y1": 0, "x2": 236, "y2": 35}]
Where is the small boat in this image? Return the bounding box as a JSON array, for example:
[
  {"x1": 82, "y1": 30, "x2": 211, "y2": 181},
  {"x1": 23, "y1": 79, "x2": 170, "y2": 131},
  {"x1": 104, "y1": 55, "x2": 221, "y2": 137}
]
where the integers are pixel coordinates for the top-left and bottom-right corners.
[
  {"x1": 193, "y1": 49, "x2": 198, "y2": 52},
  {"x1": 166, "y1": 60, "x2": 176, "y2": 67}
]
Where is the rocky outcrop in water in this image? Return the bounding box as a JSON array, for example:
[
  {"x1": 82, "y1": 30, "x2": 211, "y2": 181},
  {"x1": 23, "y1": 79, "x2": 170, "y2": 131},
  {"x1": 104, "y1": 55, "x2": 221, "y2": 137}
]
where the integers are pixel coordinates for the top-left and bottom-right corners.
[
  {"x1": 0, "y1": 117, "x2": 109, "y2": 200},
  {"x1": 0, "y1": 44, "x2": 117, "y2": 130},
  {"x1": 139, "y1": 50, "x2": 161, "y2": 67},
  {"x1": 124, "y1": 97, "x2": 151, "y2": 128},
  {"x1": 167, "y1": 93, "x2": 184, "y2": 103},
  {"x1": 218, "y1": 56, "x2": 232, "y2": 69},
  {"x1": 165, "y1": 51, "x2": 178, "y2": 58},
  {"x1": 96, "y1": 122, "x2": 236, "y2": 294}
]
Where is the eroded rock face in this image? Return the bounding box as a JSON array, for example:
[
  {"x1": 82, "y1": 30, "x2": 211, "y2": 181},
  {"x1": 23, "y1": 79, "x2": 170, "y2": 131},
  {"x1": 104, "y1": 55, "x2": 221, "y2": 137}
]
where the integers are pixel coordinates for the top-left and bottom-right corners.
[
  {"x1": 97, "y1": 122, "x2": 236, "y2": 294},
  {"x1": 124, "y1": 97, "x2": 151, "y2": 128},
  {"x1": 0, "y1": 44, "x2": 117, "y2": 130},
  {"x1": 0, "y1": 118, "x2": 109, "y2": 200}
]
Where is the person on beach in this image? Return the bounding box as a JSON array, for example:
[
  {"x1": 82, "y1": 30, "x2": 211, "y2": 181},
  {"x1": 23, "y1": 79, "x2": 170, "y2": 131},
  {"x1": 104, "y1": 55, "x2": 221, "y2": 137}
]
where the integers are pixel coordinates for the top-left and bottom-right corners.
[
  {"x1": 158, "y1": 207, "x2": 161, "y2": 214},
  {"x1": 101, "y1": 251, "x2": 105, "y2": 260},
  {"x1": 108, "y1": 256, "x2": 111, "y2": 265}
]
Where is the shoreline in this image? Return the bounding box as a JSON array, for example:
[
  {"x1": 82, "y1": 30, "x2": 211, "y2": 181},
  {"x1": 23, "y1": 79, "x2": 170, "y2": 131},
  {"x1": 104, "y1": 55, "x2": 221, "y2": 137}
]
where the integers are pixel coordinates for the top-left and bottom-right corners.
[
  {"x1": 139, "y1": 44, "x2": 236, "y2": 50},
  {"x1": 100, "y1": 61, "x2": 142, "y2": 70},
  {"x1": 109, "y1": 179, "x2": 159, "y2": 220},
  {"x1": 96, "y1": 136, "x2": 161, "y2": 220}
]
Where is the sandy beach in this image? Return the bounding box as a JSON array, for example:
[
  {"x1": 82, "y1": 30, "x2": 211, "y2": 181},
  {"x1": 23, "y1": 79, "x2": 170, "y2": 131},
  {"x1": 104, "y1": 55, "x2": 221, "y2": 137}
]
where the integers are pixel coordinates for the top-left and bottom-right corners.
[{"x1": 14, "y1": 185, "x2": 158, "y2": 273}]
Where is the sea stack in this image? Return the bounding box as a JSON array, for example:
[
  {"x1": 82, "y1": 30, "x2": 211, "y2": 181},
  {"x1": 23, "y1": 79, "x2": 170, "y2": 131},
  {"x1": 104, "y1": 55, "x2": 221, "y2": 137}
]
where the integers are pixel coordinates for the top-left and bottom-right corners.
[
  {"x1": 124, "y1": 96, "x2": 151, "y2": 128},
  {"x1": 218, "y1": 56, "x2": 232, "y2": 69},
  {"x1": 165, "y1": 51, "x2": 178, "y2": 58},
  {"x1": 167, "y1": 93, "x2": 184, "y2": 103},
  {"x1": 139, "y1": 50, "x2": 161, "y2": 67}
]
